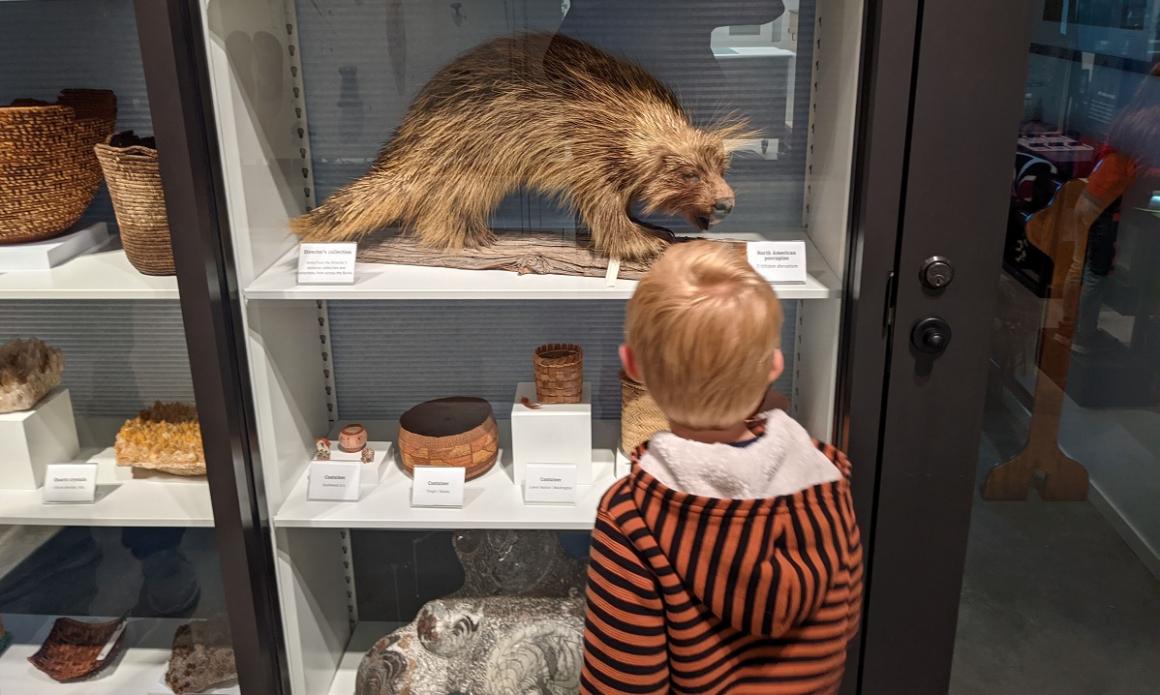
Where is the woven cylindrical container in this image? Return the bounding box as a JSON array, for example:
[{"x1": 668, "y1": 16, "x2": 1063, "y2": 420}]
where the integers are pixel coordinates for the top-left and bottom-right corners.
[
  {"x1": 95, "y1": 131, "x2": 175, "y2": 275},
  {"x1": 397, "y1": 397, "x2": 499, "y2": 481},
  {"x1": 620, "y1": 371, "x2": 669, "y2": 454},
  {"x1": 0, "y1": 90, "x2": 116, "y2": 244},
  {"x1": 533, "y1": 343, "x2": 583, "y2": 404}
]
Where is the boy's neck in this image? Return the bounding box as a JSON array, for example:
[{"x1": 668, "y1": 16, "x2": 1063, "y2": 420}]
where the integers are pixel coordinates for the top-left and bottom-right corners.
[{"x1": 671, "y1": 420, "x2": 755, "y2": 445}]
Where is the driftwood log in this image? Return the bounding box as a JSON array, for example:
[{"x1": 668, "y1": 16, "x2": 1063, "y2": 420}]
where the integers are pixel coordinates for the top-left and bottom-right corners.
[{"x1": 356, "y1": 230, "x2": 745, "y2": 280}]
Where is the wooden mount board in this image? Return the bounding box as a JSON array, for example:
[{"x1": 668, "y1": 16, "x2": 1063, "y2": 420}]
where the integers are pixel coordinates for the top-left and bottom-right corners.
[{"x1": 356, "y1": 230, "x2": 746, "y2": 280}]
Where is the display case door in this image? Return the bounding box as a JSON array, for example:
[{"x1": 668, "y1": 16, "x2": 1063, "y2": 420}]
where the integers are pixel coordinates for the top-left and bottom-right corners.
[{"x1": 860, "y1": 0, "x2": 1160, "y2": 692}]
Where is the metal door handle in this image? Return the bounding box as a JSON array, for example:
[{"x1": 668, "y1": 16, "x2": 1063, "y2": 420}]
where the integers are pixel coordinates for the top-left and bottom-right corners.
[{"x1": 911, "y1": 316, "x2": 952, "y2": 355}]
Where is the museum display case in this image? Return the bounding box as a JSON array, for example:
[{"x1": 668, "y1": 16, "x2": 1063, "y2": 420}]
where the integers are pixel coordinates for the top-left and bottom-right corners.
[
  {"x1": 0, "y1": 2, "x2": 243, "y2": 692},
  {"x1": 190, "y1": 0, "x2": 869, "y2": 692}
]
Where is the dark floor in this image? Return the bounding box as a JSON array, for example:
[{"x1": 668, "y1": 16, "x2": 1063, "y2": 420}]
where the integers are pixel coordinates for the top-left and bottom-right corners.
[{"x1": 950, "y1": 386, "x2": 1160, "y2": 695}]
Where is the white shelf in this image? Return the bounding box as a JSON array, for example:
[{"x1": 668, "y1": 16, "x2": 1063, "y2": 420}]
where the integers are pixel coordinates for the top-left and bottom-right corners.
[
  {"x1": 326, "y1": 621, "x2": 404, "y2": 695},
  {"x1": 274, "y1": 420, "x2": 628, "y2": 530},
  {"x1": 244, "y1": 231, "x2": 840, "y2": 301},
  {"x1": 0, "y1": 447, "x2": 215, "y2": 527},
  {"x1": 0, "y1": 243, "x2": 178, "y2": 300},
  {"x1": 0, "y1": 614, "x2": 238, "y2": 695}
]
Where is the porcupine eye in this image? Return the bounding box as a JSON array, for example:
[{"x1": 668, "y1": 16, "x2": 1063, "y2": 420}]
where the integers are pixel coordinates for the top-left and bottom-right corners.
[{"x1": 682, "y1": 171, "x2": 701, "y2": 183}]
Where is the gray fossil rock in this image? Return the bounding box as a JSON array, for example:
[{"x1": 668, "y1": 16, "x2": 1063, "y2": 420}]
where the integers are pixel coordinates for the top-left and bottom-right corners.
[
  {"x1": 449, "y1": 529, "x2": 587, "y2": 599},
  {"x1": 356, "y1": 596, "x2": 584, "y2": 695}
]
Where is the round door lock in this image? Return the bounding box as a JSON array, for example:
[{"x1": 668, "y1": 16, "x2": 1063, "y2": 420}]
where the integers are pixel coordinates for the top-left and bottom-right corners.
[
  {"x1": 911, "y1": 316, "x2": 952, "y2": 355},
  {"x1": 920, "y1": 256, "x2": 954, "y2": 290}
]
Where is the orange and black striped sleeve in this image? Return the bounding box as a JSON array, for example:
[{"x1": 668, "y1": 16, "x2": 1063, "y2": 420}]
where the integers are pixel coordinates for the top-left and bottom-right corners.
[{"x1": 581, "y1": 487, "x2": 670, "y2": 694}]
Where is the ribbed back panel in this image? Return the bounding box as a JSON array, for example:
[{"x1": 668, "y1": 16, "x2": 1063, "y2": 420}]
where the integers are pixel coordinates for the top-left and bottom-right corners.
[
  {"x1": 328, "y1": 300, "x2": 797, "y2": 420},
  {"x1": 294, "y1": 0, "x2": 813, "y2": 231},
  {"x1": 0, "y1": 0, "x2": 154, "y2": 229},
  {"x1": 0, "y1": 302, "x2": 194, "y2": 417}
]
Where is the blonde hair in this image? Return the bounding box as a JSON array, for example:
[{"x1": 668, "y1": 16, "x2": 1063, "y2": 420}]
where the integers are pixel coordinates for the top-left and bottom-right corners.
[{"x1": 625, "y1": 241, "x2": 783, "y2": 430}]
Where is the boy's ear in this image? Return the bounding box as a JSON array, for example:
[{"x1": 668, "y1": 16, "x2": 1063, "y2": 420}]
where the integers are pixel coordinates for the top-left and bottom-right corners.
[
  {"x1": 620, "y1": 344, "x2": 643, "y2": 383},
  {"x1": 769, "y1": 348, "x2": 785, "y2": 383}
]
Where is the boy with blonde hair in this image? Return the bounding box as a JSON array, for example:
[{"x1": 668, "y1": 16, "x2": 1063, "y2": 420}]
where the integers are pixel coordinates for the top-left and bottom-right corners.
[{"x1": 581, "y1": 241, "x2": 863, "y2": 694}]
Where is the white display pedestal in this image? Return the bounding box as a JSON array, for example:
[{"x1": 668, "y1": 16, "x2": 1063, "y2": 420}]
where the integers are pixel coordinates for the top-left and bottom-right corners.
[
  {"x1": 0, "y1": 222, "x2": 111, "y2": 271},
  {"x1": 511, "y1": 382, "x2": 592, "y2": 484},
  {"x1": 0, "y1": 387, "x2": 80, "y2": 490}
]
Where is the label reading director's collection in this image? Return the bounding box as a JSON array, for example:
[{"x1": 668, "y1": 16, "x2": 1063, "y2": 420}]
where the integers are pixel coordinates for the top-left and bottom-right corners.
[
  {"x1": 297, "y1": 242, "x2": 357, "y2": 285},
  {"x1": 42, "y1": 463, "x2": 98, "y2": 503},
  {"x1": 411, "y1": 466, "x2": 466, "y2": 508},
  {"x1": 747, "y1": 241, "x2": 808, "y2": 285},
  {"x1": 524, "y1": 463, "x2": 577, "y2": 505}
]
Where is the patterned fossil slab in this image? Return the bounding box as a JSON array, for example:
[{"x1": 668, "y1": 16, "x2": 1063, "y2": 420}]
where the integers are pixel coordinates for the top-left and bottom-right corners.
[
  {"x1": 356, "y1": 597, "x2": 584, "y2": 695},
  {"x1": 449, "y1": 529, "x2": 586, "y2": 599}
]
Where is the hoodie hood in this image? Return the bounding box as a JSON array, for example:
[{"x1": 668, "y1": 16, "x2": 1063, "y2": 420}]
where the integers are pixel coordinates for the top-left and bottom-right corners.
[{"x1": 628, "y1": 412, "x2": 857, "y2": 639}]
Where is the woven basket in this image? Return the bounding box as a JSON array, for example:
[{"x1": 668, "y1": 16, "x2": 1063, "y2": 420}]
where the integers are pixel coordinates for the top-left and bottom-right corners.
[
  {"x1": 397, "y1": 397, "x2": 499, "y2": 480},
  {"x1": 533, "y1": 343, "x2": 583, "y2": 404},
  {"x1": 620, "y1": 371, "x2": 669, "y2": 454},
  {"x1": 0, "y1": 90, "x2": 116, "y2": 244},
  {"x1": 95, "y1": 131, "x2": 175, "y2": 275},
  {"x1": 28, "y1": 617, "x2": 128, "y2": 683}
]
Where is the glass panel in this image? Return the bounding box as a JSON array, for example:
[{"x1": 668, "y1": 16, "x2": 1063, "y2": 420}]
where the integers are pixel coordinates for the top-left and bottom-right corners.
[
  {"x1": 952, "y1": 3, "x2": 1160, "y2": 692},
  {"x1": 0, "y1": 3, "x2": 238, "y2": 693},
  {"x1": 201, "y1": 0, "x2": 865, "y2": 692}
]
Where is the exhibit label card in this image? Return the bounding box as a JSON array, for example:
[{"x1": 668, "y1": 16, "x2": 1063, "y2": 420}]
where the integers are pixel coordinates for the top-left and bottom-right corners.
[
  {"x1": 42, "y1": 463, "x2": 98, "y2": 503},
  {"x1": 747, "y1": 241, "x2": 808, "y2": 284},
  {"x1": 297, "y1": 242, "x2": 357, "y2": 284},
  {"x1": 524, "y1": 463, "x2": 577, "y2": 504},
  {"x1": 411, "y1": 466, "x2": 466, "y2": 508},
  {"x1": 308, "y1": 461, "x2": 361, "y2": 502}
]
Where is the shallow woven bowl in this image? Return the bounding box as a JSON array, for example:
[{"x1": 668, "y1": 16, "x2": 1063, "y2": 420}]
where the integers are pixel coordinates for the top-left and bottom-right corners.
[
  {"x1": 533, "y1": 343, "x2": 583, "y2": 404},
  {"x1": 27, "y1": 617, "x2": 127, "y2": 683},
  {"x1": 620, "y1": 371, "x2": 670, "y2": 454},
  {"x1": 0, "y1": 90, "x2": 116, "y2": 243},
  {"x1": 95, "y1": 132, "x2": 174, "y2": 275},
  {"x1": 397, "y1": 397, "x2": 499, "y2": 480}
]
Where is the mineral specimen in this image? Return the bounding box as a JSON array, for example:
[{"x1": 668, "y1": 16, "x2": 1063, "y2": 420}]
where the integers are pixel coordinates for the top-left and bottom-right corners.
[
  {"x1": 114, "y1": 402, "x2": 206, "y2": 476},
  {"x1": 355, "y1": 597, "x2": 584, "y2": 695},
  {"x1": 0, "y1": 338, "x2": 63, "y2": 413},
  {"x1": 165, "y1": 620, "x2": 237, "y2": 695},
  {"x1": 27, "y1": 617, "x2": 127, "y2": 682}
]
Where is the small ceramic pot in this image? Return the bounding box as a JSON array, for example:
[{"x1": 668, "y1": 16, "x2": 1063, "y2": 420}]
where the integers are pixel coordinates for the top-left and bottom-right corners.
[{"x1": 339, "y1": 424, "x2": 368, "y2": 453}]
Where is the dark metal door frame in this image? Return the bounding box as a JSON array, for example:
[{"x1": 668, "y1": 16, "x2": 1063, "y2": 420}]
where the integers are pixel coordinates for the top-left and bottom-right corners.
[
  {"x1": 134, "y1": 1, "x2": 290, "y2": 693},
  {"x1": 853, "y1": 1, "x2": 1036, "y2": 692}
]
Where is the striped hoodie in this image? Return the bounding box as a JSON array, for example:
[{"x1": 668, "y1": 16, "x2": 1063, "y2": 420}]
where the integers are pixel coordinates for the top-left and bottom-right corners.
[{"x1": 582, "y1": 411, "x2": 864, "y2": 694}]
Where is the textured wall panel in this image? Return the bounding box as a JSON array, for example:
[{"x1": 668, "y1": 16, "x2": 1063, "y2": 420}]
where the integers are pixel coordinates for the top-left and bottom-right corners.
[
  {"x1": 294, "y1": 0, "x2": 812, "y2": 231},
  {"x1": 0, "y1": 0, "x2": 153, "y2": 229},
  {"x1": 0, "y1": 301, "x2": 194, "y2": 417},
  {"x1": 328, "y1": 300, "x2": 797, "y2": 420}
]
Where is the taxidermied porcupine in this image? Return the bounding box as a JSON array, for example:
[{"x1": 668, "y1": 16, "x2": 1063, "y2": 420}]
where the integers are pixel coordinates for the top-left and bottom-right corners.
[{"x1": 292, "y1": 34, "x2": 750, "y2": 261}]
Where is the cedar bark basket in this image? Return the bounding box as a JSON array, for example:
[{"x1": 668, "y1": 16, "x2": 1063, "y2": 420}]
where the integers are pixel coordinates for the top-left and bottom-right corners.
[
  {"x1": 94, "y1": 131, "x2": 175, "y2": 275},
  {"x1": 620, "y1": 371, "x2": 669, "y2": 454},
  {"x1": 397, "y1": 397, "x2": 499, "y2": 480},
  {"x1": 533, "y1": 343, "x2": 583, "y2": 404},
  {"x1": 27, "y1": 617, "x2": 127, "y2": 682}
]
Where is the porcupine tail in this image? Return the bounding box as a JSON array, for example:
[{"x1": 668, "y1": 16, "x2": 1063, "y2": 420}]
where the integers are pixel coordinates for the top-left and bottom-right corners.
[{"x1": 290, "y1": 156, "x2": 409, "y2": 243}]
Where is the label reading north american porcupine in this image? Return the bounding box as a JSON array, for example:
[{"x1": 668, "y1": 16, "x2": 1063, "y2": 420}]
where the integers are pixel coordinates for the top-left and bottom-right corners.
[
  {"x1": 747, "y1": 241, "x2": 809, "y2": 285},
  {"x1": 297, "y1": 242, "x2": 357, "y2": 284}
]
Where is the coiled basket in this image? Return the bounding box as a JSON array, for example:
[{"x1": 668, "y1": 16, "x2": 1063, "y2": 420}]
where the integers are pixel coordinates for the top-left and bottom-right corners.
[
  {"x1": 95, "y1": 131, "x2": 175, "y2": 275},
  {"x1": 619, "y1": 371, "x2": 669, "y2": 455},
  {"x1": 0, "y1": 89, "x2": 116, "y2": 243}
]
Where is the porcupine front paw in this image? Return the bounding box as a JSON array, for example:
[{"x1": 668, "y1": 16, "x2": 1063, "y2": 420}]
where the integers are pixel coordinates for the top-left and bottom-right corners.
[{"x1": 599, "y1": 225, "x2": 670, "y2": 262}]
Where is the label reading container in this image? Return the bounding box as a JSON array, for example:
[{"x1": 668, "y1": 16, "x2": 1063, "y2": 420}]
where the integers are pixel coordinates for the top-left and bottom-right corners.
[{"x1": 411, "y1": 466, "x2": 466, "y2": 508}]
